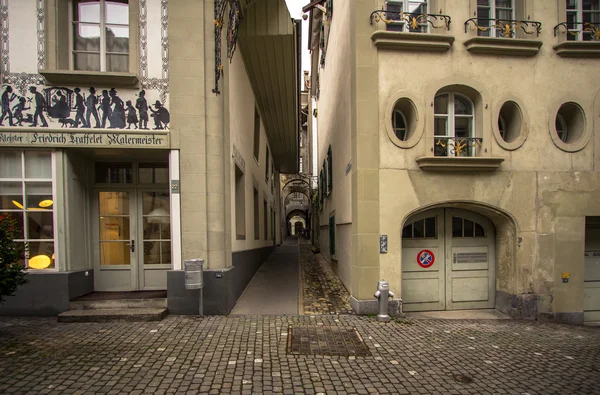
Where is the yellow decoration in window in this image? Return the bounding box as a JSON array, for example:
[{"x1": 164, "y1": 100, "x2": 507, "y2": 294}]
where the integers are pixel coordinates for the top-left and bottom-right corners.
[
  {"x1": 39, "y1": 200, "x2": 53, "y2": 208},
  {"x1": 12, "y1": 200, "x2": 23, "y2": 209},
  {"x1": 28, "y1": 255, "x2": 51, "y2": 270}
]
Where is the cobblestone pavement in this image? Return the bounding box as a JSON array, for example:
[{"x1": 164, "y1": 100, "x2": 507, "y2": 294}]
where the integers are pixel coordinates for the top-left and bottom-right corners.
[
  {"x1": 1, "y1": 315, "x2": 599, "y2": 395},
  {"x1": 299, "y1": 241, "x2": 354, "y2": 315}
]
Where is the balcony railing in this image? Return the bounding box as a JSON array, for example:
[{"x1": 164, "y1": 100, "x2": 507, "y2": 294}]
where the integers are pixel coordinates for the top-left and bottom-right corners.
[
  {"x1": 434, "y1": 137, "x2": 483, "y2": 157},
  {"x1": 464, "y1": 18, "x2": 542, "y2": 38},
  {"x1": 554, "y1": 22, "x2": 600, "y2": 41},
  {"x1": 370, "y1": 10, "x2": 451, "y2": 31}
]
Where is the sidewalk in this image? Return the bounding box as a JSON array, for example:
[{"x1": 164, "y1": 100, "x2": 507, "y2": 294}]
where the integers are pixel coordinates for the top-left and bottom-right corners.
[{"x1": 230, "y1": 237, "x2": 299, "y2": 315}]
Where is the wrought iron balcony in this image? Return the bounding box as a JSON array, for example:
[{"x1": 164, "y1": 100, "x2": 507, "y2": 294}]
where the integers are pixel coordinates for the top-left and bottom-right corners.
[
  {"x1": 553, "y1": 22, "x2": 600, "y2": 41},
  {"x1": 464, "y1": 18, "x2": 542, "y2": 38},
  {"x1": 434, "y1": 137, "x2": 483, "y2": 157},
  {"x1": 370, "y1": 10, "x2": 451, "y2": 31}
]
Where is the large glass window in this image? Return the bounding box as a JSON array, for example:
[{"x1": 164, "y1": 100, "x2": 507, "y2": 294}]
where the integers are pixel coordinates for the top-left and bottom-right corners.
[
  {"x1": 477, "y1": 0, "x2": 514, "y2": 37},
  {"x1": 72, "y1": 0, "x2": 129, "y2": 72},
  {"x1": 567, "y1": 0, "x2": 600, "y2": 41},
  {"x1": 385, "y1": 1, "x2": 428, "y2": 33},
  {"x1": 0, "y1": 151, "x2": 55, "y2": 270},
  {"x1": 434, "y1": 93, "x2": 475, "y2": 157}
]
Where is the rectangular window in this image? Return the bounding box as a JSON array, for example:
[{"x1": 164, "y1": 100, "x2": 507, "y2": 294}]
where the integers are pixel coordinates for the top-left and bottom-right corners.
[
  {"x1": 253, "y1": 188, "x2": 259, "y2": 240},
  {"x1": 139, "y1": 163, "x2": 169, "y2": 184},
  {"x1": 385, "y1": 1, "x2": 428, "y2": 33},
  {"x1": 72, "y1": 0, "x2": 130, "y2": 72},
  {"x1": 234, "y1": 164, "x2": 245, "y2": 240},
  {"x1": 265, "y1": 147, "x2": 270, "y2": 182},
  {"x1": 0, "y1": 151, "x2": 55, "y2": 269},
  {"x1": 253, "y1": 108, "x2": 260, "y2": 161},
  {"x1": 263, "y1": 200, "x2": 268, "y2": 240},
  {"x1": 329, "y1": 215, "x2": 335, "y2": 256},
  {"x1": 477, "y1": 0, "x2": 514, "y2": 37},
  {"x1": 327, "y1": 146, "x2": 332, "y2": 194},
  {"x1": 567, "y1": 0, "x2": 600, "y2": 41}
]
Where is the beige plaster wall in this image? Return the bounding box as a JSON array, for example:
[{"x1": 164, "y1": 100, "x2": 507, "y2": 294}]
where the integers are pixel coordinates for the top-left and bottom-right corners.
[
  {"x1": 315, "y1": 0, "x2": 354, "y2": 290},
  {"x1": 228, "y1": 51, "x2": 277, "y2": 253},
  {"x1": 373, "y1": 2, "x2": 600, "y2": 314}
]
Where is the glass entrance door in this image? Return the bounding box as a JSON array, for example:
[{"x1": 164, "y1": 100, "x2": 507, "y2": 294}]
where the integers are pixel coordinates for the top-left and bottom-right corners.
[
  {"x1": 139, "y1": 191, "x2": 171, "y2": 290},
  {"x1": 96, "y1": 191, "x2": 136, "y2": 291}
]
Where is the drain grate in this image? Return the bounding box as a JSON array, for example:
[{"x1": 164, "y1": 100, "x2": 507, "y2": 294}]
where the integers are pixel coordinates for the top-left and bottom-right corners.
[
  {"x1": 452, "y1": 373, "x2": 473, "y2": 384},
  {"x1": 287, "y1": 325, "x2": 371, "y2": 357}
]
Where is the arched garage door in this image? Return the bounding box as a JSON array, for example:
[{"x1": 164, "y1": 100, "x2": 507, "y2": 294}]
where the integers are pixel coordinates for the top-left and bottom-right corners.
[{"x1": 401, "y1": 208, "x2": 496, "y2": 312}]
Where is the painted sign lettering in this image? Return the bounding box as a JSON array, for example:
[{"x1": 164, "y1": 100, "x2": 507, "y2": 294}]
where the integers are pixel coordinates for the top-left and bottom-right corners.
[
  {"x1": 0, "y1": 131, "x2": 168, "y2": 148},
  {"x1": 453, "y1": 252, "x2": 488, "y2": 264}
]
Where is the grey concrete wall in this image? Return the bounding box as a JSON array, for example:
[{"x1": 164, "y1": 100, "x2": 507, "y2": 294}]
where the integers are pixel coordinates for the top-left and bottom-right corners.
[
  {"x1": 0, "y1": 270, "x2": 93, "y2": 316},
  {"x1": 168, "y1": 246, "x2": 274, "y2": 315}
]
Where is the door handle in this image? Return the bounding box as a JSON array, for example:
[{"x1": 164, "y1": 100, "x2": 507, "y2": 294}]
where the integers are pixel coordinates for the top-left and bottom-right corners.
[{"x1": 126, "y1": 240, "x2": 135, "y2": 253}]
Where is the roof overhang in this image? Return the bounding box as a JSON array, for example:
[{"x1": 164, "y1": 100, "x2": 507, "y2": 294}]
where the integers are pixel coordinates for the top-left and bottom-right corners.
[{"x1": 238, "y1": 0, "x2": 300, "y2": 174}]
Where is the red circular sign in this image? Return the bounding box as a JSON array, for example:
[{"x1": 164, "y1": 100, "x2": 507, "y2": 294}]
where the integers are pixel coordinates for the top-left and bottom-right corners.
[{"x1": 416, "y1": 250, "x2": 435, "y2": 268}]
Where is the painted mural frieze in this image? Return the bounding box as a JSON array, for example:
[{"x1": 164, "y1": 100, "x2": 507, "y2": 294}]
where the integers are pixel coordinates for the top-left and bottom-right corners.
[{"x1": 0, "y1": 84, "x2": 169, "y2": 131}]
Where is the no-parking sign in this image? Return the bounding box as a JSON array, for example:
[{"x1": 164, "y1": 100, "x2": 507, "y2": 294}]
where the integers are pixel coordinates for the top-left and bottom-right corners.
[{"x1": 416, "y1": 250, "x2": 435, "y2": 268}]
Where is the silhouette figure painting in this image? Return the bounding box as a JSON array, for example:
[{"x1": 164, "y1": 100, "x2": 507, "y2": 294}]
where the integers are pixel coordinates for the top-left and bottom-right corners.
[
  {"x1": 86, "y1": 87, "x2": 100, "y2": 128},
  {"x1": 126, "y1": 100, "x2": 138, "y2": 129},
  {"x1": 149, "y1": 100, "x2": 170, "y2": 130},
  {"x1": 73, "y1": 88, "x2": 87, "y2": 128},
  {"x1": 99, "y1": 90, "x2": 112, "y2": 128},
  {"x1": 12, "y1": 97, "x2": 30, "y2": 126},
  {"x1": 28, "y1": 86, "x2": 48, "y2": 127},
  {"x1": 136, "y1": 90, "x2": 149, "y2": 130},
  {"x1": 48, "y1": 90, "x2": 70, "y2": 119},
  {"x1": 109, "y1": 88, "x2": 126, "y2": 129},
  {"x1": 0, "y1": 86, "x2": 16, "y2": 126}
]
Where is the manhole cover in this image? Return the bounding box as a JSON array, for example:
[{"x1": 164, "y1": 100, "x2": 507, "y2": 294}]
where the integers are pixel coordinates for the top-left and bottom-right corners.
[
  {"x1": 452, "y1": 373, "x2": 473, "y2": 384},
  {"x1": 287, "y1": 325, "x2": 371, "y2": 357}
]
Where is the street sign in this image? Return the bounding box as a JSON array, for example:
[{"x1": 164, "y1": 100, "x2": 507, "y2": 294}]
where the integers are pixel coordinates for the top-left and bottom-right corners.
[{"x1": 417, "y1": 250, "x2": 435, "y2": 268}]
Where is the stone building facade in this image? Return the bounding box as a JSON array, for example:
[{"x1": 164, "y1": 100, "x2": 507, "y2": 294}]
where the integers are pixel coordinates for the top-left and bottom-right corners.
[
  {"x1": 0, "y1": 0, "x2": 299, "y2": 315},
  {"x1": 307, "y1": 0, "x2": 600, "y2": 324}
]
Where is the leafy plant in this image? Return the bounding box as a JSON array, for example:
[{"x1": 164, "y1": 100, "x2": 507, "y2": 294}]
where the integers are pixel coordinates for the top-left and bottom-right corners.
[{"x1": 0, "y1": 214, "x2": 27, "y2": 304}]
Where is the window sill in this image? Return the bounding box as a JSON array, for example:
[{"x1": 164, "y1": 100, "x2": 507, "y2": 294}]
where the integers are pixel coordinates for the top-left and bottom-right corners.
[
  {"x1": 464, "y1": 37, "x2": 543, "y2": 57},
  {"x1": 416, "y1": 156, "x2": 504, "y2": 172},
  {"x1": 553, "y1": 41, "x2": 600, "y2": 58},
  {"x1": 371, "y1": 31, "x2": 455, "y2": 52},
  {"x1": 39, "y1": 70, "x2": 139, "y2": 87}
]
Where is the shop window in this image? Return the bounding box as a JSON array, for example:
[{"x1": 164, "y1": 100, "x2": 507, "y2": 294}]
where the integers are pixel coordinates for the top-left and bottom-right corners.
[
  {"x1": 253, "y1": 187, "x2": 259, "y2": 240},
  {"x1": 498, "y1": 101, "x2": 523, "y2": 143},
  {"x1": 434, "y1": 93, "x2": 476, "y2": 157},
  {"x1": 385, "y1": 0, "x2": 429, "y2": 33},
  {"x1": 452, "y1": 217, "x2": 486, "y2": 238},
  {"x1": 71, "y1": 0, "x2": 130, "y2": 72},
  {"x1": 234, "y1": 164, "x2": 245, "y2": 240},
  {"x1": 567, "y1": 0, "x2": 600, "y2": 41},
  {"x1": 142, "y1": 191, "x2": 171, "y2": 265},
  {"x1": 555, "y1": 102, "x2": 585, "y2": 144},
  {"x1": 402, "y1": 216, "x2": 436, "y2": 239},
  {"x1": 139, "y1": 163, "x2": 168, "y2": 184},
  {"x1": 95, "y1": 162, "x2": 133, "y2": 183},
  {"x1": 0, "y1": 151, "x2": 55, "y2": 270},
  {"x1": 253, "y1": 108, "x2": 260, "y2": 161}
]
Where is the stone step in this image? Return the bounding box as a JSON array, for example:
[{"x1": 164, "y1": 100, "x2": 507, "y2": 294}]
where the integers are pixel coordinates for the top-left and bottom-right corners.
[
  {"x1": 58, "y1": 308, "x2": 168, "y2": 323},
  {"x1": 69, "y1": 298, "x2": 167, "y2": 310}
]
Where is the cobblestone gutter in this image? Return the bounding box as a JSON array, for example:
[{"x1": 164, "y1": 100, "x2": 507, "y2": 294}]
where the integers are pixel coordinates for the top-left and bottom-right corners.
[{"x1": 299, "y1": 243, "x2": 354, "y2": 315}]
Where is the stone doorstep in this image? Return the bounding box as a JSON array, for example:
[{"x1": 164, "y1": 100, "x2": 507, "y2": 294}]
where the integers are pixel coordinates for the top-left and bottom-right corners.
[
  {"x1": 57, "y1": 308, "x2": 168, "y2": 323},
  {"x1": 68, "y1": 298, "x2": 167, "y2": 310}
]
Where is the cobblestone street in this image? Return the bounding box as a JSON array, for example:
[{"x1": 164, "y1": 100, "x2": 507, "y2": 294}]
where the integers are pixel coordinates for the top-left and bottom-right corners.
[{"x1": 1, "y1": 314, "x2": 600, "y2": 395}]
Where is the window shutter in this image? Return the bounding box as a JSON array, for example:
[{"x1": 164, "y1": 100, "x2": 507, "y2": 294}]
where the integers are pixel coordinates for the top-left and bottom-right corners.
[{"x1": 327, "y1": 146, "x2": 332, "y2": 193}]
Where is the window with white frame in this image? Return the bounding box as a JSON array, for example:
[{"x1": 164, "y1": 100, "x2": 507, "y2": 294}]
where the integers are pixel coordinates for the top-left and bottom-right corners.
[
  {"x1": 385, "y1": 1, "x2": 429, "y2": 33},
  {"x1": 567, "y1": 0, "x2": 600, "y2": 41},
  {"x1": 434, "y1": 93, "x2": 475, "y2": 157},
  {"x1": 71, "y1": 0, "x2": 130, "y2": 72},
  {"x1": 477, "y1": 0, "x2": 515, "y2": 37},
  {"x1": 0, "y1": 151, "x2": 55, "y2": 270}
]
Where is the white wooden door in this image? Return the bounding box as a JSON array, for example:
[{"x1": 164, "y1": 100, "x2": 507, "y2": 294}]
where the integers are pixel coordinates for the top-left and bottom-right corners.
[
  {"x1": 401, "y1": 209, "x2": 445, "y2": 311},
  {"x1": 445, "y1": 209, "x2": 495, "y2": 310},
  {"x1": 584, "y1": 223, "x2": 600, "y2": 324},
  {"x1": 402, "y1": 208, "x2": 495, "y2": 311}
]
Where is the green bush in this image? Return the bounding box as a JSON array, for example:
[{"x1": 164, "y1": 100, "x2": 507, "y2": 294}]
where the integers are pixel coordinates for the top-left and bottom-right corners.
[{"x1": 0, "y1": 214, "x2": 27, "y2": 304}]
